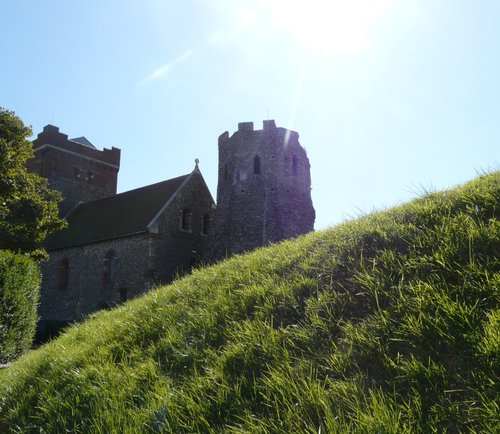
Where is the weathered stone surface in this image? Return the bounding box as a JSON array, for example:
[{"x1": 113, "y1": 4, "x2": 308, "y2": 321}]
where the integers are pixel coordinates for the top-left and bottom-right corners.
[
  {"x1": 39, "y1": 169, "x2": 214, "y2": 322},
  {"x1": 29, "y1": 120, "x2": 314, "y2": 324},
  {"x1": 207, "y1": 120, "x2": 315, "y2": 260}
]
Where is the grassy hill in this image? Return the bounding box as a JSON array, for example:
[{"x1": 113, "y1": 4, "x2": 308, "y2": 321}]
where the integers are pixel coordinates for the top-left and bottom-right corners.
[{"x1": 1, "y1": 172, "x2": 499, "y2": 433}]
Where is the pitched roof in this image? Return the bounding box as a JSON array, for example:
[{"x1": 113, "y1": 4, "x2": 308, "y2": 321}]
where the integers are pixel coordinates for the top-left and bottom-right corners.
[{"x1": 45, "y1": 173, "x2": 192, "y2": 250}]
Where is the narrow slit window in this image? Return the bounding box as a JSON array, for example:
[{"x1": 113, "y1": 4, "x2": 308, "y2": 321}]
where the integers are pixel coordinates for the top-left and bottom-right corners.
[
  {"x1": 181, "y1": 208, "x2": 193, "y2": 231},
  {"x1": 57, "y1": 258, "x2": 69, "y2": 290},
  {"x1": 202, "y1": 214, "x2": 210, "y2": 235},
  {"x1": 253, "y1": 155, "x2": 261, "y2": 174},
  {"x1": 103, "y1": 251, "x2": 116, "y2": 283}
]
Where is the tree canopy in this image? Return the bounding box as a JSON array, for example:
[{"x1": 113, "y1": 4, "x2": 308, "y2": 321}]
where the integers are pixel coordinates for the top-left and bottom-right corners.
[{"x1": 0, "y1": 108, "x2": 66, "y2": 255}]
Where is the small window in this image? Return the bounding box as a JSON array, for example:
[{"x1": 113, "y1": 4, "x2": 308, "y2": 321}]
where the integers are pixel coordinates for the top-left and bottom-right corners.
[
  {"x1": 103, "y1": 250, "x2": 116, "y2": 283},
  {"x1": 181, "y1": 209, "x2": 192, "y2": 231},
  {"x1": 253, "y1": 155, "x2": 261, "y2": 174},
  {"x1": 224, "y1": 163, "x2": 228, "y2": 180},
  {"x1": 292, "y1": 155, "x2": 298, "y2": 176},
  {"x1": 202, "y1": 214, "x2": 210, "y2": 235},
  {"x1": 56, "y1": 258, "x2": 69, "y2": 290}
]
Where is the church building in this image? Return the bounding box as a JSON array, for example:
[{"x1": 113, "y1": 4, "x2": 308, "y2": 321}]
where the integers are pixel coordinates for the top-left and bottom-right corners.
[
  {"x1": 28, "y1": 120, "x2": 314, "y2": 329},
  {"x1": 28, "y1": 125, "x2": 214, "y2": 326}
]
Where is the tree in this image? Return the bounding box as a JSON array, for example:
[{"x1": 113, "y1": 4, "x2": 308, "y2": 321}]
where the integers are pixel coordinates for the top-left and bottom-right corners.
[{"x1": 0, "y1": 108, "x2": 66, "y2": 255}]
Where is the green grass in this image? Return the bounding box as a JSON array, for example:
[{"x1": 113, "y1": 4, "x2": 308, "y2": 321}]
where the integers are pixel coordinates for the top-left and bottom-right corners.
[{"x1": 1, "y1": 172, "x2": 499, "y2": 433}]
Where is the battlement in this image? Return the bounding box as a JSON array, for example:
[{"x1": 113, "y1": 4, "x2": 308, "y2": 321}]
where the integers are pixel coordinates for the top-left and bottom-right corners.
[
  {"x1": 219, "y1": 121, "x2": 301, "y2": 159},
  {"x1": 33, "y1": 125, "x2": 121, "y2": 168},
  {"x1": 236, "y1": 120, "x2": 277, "y2": 133},
  {"x1": 238, "y1": 121, "x2": 254, "y2": 132},
  {"x1": 263, "y1": 119, "x2": 276, "y2": 130},
  {"x1": 218, "y1": 131, "x2": 229, "y2": 145},
  {"x1": 28, "y1": 124, "x2": 121, "y2": 216}
]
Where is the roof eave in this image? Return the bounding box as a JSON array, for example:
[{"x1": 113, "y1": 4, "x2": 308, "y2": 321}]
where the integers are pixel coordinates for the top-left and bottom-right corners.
[{"x1": 46, "y1": 229, "x2": 149, "y2": 251}]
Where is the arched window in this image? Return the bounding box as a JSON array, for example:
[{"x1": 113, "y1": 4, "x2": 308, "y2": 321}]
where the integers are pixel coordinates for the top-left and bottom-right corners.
[
  {"x1": 56, "y1": 258, "x2": 69, "y2": 290},
  {"x1": 253, "y1": 155, "x2": 261, "y2": 174},
  {"x1": 181, "y1": 208, "x2": 192, "y2": 231},
  {"x1": 103, "y1": 250, "x2": 116, "y2": 283},
  {"x1": 292, "y1": 155, "x2": 298, "y2": 176}
]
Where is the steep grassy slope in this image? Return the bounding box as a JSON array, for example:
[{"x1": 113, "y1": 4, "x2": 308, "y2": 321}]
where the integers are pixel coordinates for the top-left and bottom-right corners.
[{"x1": 0, "y1": 172, "x2": 499, "y2": 433}]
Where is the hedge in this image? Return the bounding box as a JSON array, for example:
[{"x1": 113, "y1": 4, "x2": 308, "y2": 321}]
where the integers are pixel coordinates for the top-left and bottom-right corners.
[{"x1": 0, "y1": 250, "x2": 41, "y2": 363}]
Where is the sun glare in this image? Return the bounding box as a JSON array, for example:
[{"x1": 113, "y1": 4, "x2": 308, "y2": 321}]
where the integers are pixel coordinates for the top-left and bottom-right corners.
[{"x1": 259, "y1": 0, "x2": 395, "y2": 55}]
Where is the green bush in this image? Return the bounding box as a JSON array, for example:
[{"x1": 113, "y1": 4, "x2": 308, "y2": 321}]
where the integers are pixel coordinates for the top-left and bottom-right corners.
[{"x1": 0, "y1": 251, "x2": 41, "y2": 363}]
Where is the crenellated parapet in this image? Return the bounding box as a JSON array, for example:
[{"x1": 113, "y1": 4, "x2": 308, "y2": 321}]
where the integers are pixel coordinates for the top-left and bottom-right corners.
[{"x1": 27, "y1": 124, "x2": 121, "y2": 216}]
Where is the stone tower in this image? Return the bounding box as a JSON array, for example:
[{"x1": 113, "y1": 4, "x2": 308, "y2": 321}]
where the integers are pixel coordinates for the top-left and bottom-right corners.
[
  {"x1": 208, "y1": 120, "x2": 315, "y2": 260},
  {"x1": 27, "y1": 125, "x2": 121, "y2": 216}
]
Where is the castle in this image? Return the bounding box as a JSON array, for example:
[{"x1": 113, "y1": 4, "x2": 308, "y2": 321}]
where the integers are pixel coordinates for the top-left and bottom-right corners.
[{"x1": 28, "y1": 120, "x2": 315, "y2": 329}]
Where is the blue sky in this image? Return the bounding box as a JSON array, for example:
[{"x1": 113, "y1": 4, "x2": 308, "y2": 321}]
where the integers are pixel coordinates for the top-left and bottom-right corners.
[{"x1": 1, "y1": 0, "x2": 498, "y2": 230}]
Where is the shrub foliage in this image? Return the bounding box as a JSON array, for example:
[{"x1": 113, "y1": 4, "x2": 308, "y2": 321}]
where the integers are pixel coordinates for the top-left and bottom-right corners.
[
  {"x1": 0, "y1": 107, "x2": 65, "y2": 255},
  {"x1": 0, "y1": 172, "x2": 498, "y2": 432},
  {"x1": 0, "y1": 251, "x2": 41, "y2": 363}
]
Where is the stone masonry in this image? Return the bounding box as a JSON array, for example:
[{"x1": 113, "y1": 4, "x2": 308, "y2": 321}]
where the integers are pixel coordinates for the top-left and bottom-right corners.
[
  {"x1": 39, "y1": 168, "x2": 214, "y2": 322},
  {"x1": 27, "y1": 125, "x2": 120, "y2": 216},
  {"x1": 207, "y1": 120, "x2": 315, "y2": 260},
  {"x1": 30, "y1": 120, "x2": 314, "y2": 326}
]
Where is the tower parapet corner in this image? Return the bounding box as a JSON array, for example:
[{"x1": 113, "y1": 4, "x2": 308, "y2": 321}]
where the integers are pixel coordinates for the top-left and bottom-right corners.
[
  {"x1": 103, "y1": 147, "x2": 121, "y2": 165},
  {"x1": 43, "y1": 124, "x2": 60, "y2": 133},
  {"x1": 263, "y1": 119, "x2": 276, "y2": 130},
  {"x1": 218, "y1": 131, "x2": 229, "y2": 145},
  {"x1": 283, "y1": 129, "x2": 299, "y2": 145},
  {"x1": 238, "y1": 122, "x2": 254, "y2": 132}
]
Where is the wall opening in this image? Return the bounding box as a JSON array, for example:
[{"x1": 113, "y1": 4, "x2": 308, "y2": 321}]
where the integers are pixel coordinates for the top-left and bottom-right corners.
[
  {"x1": 224, "y1": 163, "x2": 228, "y2": 180},
  {"x1": 56, "y1": 258, "x2": 69, "y2": 290},
  {"x1": 202, "y1": 214, "x2": 210, "y2": 235},
  {"x1": 181, "y1": 208, "x2": 193, "y2": 231},
  {"x1": 253, "y1": 155, "x2": 261, "y2": 174},
  {"x1": 103, "y1": 250, "x2": 116, "y2": 283}
]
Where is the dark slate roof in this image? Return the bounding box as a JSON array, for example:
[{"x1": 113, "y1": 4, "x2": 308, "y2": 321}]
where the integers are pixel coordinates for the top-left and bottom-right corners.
[{"x1": 45, "y1": 173, "x2": 191, "y2": 250}]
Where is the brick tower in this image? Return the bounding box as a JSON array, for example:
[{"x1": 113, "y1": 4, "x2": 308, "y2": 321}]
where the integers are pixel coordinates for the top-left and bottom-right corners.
[
  {"x1": 27, "y1": 125, "x2": 121, "y2": 216},
  {"x1": 208, "y1": 120, "x2": 315, "y2": 260}
]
